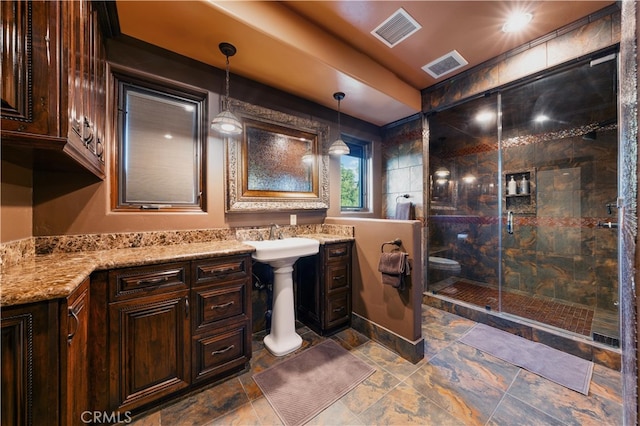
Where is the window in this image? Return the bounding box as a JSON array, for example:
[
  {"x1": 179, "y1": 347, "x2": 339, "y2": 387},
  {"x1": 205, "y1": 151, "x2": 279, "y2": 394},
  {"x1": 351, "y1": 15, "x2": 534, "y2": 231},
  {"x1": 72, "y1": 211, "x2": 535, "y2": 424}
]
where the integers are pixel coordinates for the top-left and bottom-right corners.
[
  {"x1": 112, "y1": 70, "x2": 207, "y2": 211},
  {"x1": 340, "y1": 136, "x2": 370, "y2": 211}
]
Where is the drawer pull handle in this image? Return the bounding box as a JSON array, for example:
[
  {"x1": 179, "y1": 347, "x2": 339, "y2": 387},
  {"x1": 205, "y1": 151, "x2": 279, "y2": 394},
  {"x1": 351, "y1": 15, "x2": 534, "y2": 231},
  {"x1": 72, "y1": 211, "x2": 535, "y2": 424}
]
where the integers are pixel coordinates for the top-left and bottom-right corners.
[
  {"x1": 137, "y1": 276, "x2": 170, "y2": 286},
  {"x1": 200, "y1": 264, "x2": 242, "y2": 276},
  {"x1": 212, "y1": 345, "x2": 235, "y2": 356},
  {"x1": 333, "y1": 275, "x2": 345, "y2": 281},
  {"x1": 211, "y1": 301, "x2": 235, "y2": 310},
  {"x1": 332, "y1": 307, "x2": 345, "y2": 313},
  {"x1": 185, "y1": 297, "x2": 190, "y2": 318},
  {"x1": 331, "y1": 250, "x2": 346, "y2": 257},
  {"x1": 67, "y1": 309, "x2": 79, "y2": 345}
]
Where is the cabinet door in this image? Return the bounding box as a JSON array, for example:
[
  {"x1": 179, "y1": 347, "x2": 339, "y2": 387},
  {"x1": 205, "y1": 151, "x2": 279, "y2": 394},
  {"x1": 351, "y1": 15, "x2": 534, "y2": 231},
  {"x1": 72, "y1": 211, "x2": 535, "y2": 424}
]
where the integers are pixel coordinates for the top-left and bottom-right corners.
[
  {"x1": 61, "y1": 0, "x2": 105, "y2": 177},
  {"x1": 1, "y1": 0, "x2": 62, "y2": 138},
  {"x1": 1, "y1": 301, "x2": 59, "y2": 426},
  {"x1": 60, "y1": 278, "x2": 89, "y2": 426},
  {"x1": 109, "y1": 291, "x2": 190, "y2": 411}
]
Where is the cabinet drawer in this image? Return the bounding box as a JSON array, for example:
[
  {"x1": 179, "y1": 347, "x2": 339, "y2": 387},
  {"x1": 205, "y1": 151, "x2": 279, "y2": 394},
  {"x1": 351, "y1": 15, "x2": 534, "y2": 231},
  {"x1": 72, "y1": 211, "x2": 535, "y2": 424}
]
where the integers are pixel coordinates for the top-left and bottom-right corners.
[
  {"x1": 193, "y1": 283, "x2": 248, "y2": 331},
  {"x1": 109, "y1": 262, "x2": 189, "y2": 301},
  {"x1": 193, "y1": 256, "x2": 249, "y2": 287},
  {"x1": 326, "y1": 263, "x2": 350, "y2": 292},
  {"x1": 325, "y1": 243, "x2": 350, "y2": 262},
  {"x1": 192, "y1": 325, "x2": 250, "y2": 383},
  {"x1": 325, "y1": 291, "x2": 350, "y2": 328}
]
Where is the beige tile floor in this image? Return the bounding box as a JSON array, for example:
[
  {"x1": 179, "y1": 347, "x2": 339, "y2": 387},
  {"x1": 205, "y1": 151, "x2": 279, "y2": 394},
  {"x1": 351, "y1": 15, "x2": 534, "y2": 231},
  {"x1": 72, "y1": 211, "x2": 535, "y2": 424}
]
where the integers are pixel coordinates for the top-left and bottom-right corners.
[{"x1": 131, "y1": 306, "x2": 623, "y2": 425}]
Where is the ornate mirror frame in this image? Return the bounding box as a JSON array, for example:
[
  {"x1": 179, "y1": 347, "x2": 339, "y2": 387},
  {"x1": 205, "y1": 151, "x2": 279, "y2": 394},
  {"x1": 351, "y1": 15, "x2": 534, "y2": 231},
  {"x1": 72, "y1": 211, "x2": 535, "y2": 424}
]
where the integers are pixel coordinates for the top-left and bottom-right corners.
[{"x1": 225, "y1": 99, "x2": 330, "y2": 212}]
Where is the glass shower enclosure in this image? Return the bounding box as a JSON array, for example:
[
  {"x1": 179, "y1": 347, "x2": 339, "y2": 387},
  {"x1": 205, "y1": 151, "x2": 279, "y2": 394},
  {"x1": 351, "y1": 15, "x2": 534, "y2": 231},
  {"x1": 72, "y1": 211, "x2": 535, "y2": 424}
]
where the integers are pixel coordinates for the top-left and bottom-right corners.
[{"x1": 427, "y1": 50, "x2": 619, "y2": 347}]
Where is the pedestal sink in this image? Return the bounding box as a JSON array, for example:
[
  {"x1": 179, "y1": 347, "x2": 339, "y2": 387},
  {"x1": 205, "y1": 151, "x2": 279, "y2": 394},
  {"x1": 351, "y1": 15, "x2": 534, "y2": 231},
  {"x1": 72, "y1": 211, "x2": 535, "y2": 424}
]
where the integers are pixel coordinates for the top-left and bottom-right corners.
[{"x1": 244, "y1": 237, "x2": 319, "y2": 356}]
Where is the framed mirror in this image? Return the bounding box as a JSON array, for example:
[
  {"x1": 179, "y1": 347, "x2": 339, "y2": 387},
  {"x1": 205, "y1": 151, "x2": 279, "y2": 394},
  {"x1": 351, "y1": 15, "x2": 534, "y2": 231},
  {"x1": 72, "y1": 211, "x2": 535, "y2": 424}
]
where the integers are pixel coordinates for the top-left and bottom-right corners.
[{"x1": 226, "y1": 99, "x2": 329, "y2": 211}]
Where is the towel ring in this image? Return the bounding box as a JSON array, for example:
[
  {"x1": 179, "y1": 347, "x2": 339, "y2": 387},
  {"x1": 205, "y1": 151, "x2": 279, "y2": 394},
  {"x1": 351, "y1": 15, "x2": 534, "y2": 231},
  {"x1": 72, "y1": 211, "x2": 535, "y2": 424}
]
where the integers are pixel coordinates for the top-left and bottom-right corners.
[{"x1": 381, "y1": 239, "x2": 402, "y2": 252}]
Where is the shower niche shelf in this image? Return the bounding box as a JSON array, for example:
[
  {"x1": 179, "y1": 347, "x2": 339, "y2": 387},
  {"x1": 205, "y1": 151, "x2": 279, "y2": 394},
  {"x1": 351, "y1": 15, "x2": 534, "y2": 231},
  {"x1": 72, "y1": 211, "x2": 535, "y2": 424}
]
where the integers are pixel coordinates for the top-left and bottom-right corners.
[{"x1": 503, "y1": 169, "x2": 536, "y2": 214}]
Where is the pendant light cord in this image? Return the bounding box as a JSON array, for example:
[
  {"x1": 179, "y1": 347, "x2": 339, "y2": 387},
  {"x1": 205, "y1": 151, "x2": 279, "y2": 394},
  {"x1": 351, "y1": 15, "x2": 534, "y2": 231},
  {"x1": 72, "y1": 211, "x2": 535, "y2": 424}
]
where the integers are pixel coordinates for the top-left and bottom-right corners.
[
  {"x1": 337, "y1": 98, "x2": 341, "y2": 135},
  {"x1": 224, "y1": 55, "x2": 230, "y2": 109}
]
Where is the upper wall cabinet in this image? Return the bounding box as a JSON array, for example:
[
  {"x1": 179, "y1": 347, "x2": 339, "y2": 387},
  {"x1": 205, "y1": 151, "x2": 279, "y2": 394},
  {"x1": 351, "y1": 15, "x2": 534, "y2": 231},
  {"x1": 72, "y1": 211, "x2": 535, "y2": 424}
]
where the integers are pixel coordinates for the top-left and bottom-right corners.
[{"x1": 1, "y1": 0, "x2": 106, "y2": 179}]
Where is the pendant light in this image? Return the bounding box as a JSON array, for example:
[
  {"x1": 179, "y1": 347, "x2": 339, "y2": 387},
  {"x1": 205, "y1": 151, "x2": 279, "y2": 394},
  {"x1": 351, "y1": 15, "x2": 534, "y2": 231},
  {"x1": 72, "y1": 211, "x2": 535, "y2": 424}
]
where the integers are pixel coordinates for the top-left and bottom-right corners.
[
  {"x1": 302, "y1": 150, "x2": 314, "y2": 164},
  {"x1": 328, "y1": 92, "x2": 350, "y2": 155},
  {"x1": 211, "y1": 42, "x2": 242, "y2": 135}
]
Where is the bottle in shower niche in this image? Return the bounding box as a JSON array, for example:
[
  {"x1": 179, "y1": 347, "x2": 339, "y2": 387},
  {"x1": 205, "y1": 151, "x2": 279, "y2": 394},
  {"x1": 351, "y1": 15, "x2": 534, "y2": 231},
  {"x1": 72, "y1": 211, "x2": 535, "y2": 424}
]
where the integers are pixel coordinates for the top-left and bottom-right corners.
[
  {"x1": 508, "y1": 176, "x2": 518, "y2": 195},
  {"x1": 520, "y1": 175, "x2": 529, "y2": 195}
]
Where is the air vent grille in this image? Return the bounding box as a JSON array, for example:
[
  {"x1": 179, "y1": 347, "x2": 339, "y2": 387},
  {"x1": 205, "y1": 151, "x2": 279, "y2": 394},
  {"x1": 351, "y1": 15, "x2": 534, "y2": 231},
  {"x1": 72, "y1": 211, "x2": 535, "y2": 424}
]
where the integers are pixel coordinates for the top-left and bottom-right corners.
[
  {"x1": 422, "y1": 50, "x2": 469, "y2": 79},
  {"x1": 371, "y1": 8, "x2": 421, "y2": 48}
]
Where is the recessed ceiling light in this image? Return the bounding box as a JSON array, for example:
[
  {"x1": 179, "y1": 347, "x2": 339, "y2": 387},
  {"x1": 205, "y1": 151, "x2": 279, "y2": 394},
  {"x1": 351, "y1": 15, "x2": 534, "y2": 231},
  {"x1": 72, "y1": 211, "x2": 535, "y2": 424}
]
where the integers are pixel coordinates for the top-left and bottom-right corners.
[
  {"x1": 502, "y1": 12, "x2": 533, "y2": 33},
  {"x1": 534, "y1": 114, "x2": 549, "y2": 123},
  {"x1": 475, "y1": 111, "x2": 495, "y2": 123}
]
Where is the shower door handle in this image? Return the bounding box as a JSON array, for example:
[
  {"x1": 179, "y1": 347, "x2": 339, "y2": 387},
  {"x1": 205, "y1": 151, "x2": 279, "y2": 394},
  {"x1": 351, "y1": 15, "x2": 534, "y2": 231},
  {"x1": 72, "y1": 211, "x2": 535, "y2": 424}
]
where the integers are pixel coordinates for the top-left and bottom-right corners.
[
  {"x1": 507, "y1": 211, "x2": 514, "y2": 234},
  {"x1": 597, "y1": 221, "x2": 619, "y2": 229}
]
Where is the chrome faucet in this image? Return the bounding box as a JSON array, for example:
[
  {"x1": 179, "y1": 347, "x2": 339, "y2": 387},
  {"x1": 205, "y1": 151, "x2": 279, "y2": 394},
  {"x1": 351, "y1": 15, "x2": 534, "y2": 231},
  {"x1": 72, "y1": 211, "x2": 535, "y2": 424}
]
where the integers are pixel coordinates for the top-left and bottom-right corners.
[{"x1": 269, "y1": 223, "x2": 281, "y2": 240}]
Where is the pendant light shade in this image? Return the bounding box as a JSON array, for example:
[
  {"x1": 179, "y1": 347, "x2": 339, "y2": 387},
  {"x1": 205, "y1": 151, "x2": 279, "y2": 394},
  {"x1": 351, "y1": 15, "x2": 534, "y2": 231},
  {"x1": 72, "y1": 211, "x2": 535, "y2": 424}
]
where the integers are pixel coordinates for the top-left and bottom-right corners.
[
  {"x1": 211, "y1": 42, "x2": 242, "y2": 136},
  {"x1": 329, "y1": 92, "x2": 350, "y2": 156},
  {"x1": 302, "y1": 151, "x2": 314, "y2": 164}
]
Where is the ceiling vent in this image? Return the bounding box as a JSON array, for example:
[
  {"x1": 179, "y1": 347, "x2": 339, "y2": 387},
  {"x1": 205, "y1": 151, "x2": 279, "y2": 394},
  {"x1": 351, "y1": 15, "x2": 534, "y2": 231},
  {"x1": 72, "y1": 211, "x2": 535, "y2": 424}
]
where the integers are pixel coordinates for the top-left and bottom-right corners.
[
  {"x1": 422, "y1": 50, "x2": 469, "y2": 79},
  {"x1": 371, "y1": 8, "x2": 421, "y2": 48}
]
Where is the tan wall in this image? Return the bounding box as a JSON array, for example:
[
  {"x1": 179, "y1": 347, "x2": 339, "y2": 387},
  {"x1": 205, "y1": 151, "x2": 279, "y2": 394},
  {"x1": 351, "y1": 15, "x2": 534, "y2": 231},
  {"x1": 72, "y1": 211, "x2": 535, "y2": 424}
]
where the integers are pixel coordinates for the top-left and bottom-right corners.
[
  {"x1": 25, "y1": 37, "x2": 382, "y2": 237},
  {"x1": 326, "y1": 217, "x2": 422, "y2": 342},
  {"x1": 1, "y1": 160, "x2": 33, "y2": 242},
  {"x1": 31, "y1": 95, "x2": 332, "y2": 235}
]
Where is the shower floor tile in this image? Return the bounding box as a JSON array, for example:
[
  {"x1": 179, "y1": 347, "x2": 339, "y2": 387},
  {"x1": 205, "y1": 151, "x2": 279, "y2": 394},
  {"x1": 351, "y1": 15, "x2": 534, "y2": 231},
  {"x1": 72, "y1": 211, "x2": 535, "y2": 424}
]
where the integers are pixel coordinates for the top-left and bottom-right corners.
[{"x1": 437, "y1": 281, "x2": 594, "y2": 336}]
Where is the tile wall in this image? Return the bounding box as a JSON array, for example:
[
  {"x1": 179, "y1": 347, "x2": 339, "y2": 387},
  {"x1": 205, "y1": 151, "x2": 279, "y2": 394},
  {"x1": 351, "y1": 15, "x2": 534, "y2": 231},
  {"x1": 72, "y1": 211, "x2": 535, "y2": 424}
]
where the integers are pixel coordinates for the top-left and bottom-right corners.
[{"x1": 381, "y1": 117, "x2": 424, "y2": 220}]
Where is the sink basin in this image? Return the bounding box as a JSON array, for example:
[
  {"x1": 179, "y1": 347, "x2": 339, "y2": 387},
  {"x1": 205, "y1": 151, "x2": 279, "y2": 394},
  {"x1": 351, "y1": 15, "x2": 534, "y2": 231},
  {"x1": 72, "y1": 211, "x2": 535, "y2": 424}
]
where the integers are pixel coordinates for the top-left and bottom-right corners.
[
  {"x1": 244, "y1": 237, "x2": 319, "y2": 356},
  {"x1": 244, "y1": 237, "x2": 319, "y2": 267}
]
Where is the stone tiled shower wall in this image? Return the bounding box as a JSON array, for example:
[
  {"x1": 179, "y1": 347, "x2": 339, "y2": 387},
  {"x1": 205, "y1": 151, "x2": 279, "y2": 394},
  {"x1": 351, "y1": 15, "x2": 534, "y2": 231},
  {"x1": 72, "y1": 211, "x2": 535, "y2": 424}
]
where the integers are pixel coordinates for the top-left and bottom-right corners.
[
  {"x1": 505, "y1": 129, "x2": 618, "y2": 311},
  {"x1": 381, "y1": 118, "x2": 424, "y2": 220},
  {"x1": 421, "y1": 6, "x2": 621, "y2": 311},
  {"x1": 429, "y1": 128, "x2": 619, "y2": 311}
]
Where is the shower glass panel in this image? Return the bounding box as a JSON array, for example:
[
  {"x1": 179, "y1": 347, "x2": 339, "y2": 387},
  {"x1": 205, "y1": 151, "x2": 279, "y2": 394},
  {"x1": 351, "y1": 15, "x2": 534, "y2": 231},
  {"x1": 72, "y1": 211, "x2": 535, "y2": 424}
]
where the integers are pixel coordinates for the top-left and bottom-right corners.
[
  {"x1": 500, "y1": 55, "x2": 618, "y2": 344},
  {"x1": 428, "y1": 94, "x2": 501, "y2": 299},
  {"x1": 427, "y1": 52, "x2": 619, "y2": 347}
]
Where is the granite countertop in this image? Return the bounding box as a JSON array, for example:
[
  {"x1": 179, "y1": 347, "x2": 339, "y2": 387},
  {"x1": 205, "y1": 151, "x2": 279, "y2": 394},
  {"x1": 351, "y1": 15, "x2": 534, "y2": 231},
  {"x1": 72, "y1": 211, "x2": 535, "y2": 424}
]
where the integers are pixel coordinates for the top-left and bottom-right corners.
[{"x1": 1, "y1": 234, "x2": 353, "y2": 307}]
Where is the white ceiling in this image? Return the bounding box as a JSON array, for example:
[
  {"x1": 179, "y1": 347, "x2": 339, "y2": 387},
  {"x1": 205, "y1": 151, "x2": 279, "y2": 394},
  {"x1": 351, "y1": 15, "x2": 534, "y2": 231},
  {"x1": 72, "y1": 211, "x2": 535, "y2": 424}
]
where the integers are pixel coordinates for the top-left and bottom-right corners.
[{"x1": 115, "y1": 1, "x2": 615, "y2": 126}]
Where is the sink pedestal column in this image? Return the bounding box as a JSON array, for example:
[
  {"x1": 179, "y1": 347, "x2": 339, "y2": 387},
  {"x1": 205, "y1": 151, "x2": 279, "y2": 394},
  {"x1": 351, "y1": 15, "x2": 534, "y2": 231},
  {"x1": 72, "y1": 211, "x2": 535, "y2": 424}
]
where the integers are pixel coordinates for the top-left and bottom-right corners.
[
  {"x1": 244, "y1": 237, "x2": 319, "y2": 357},
  {"x1": 264, "y1": 263, "x2": 302, "y2": 356}
]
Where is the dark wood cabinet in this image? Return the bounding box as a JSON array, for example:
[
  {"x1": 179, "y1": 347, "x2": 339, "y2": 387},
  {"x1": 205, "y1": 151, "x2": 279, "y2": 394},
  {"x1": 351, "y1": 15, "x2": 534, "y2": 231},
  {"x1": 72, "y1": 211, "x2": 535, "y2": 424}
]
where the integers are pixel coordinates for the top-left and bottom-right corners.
[
  {"x1": 1, "y1": 0, "x2": 106, "y2": 178},
  {"x1": 92, "y1": 254, "x2": 253, "y2": 414},
  {"x1": 296, "y1": 241, "x2": 353, "y2": 335},
  {"x1": 1, "y1": 300, "x2": 59, "y2": 426},
  {"x1": 191, "y1": 256, "x2": 252, "y2": 384},
  {"x1": 107, "y1": 262, "x2": 191, "y2": 411},
  {"x1": 1, "y1": 278, "x2": 89, "y2": 426},
  {"x1": 60, "y1": 278, "x2": 90, "y2": 426},
  {"x1": 108, "y1": 290, "x2": 191, "y2": 411}
]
